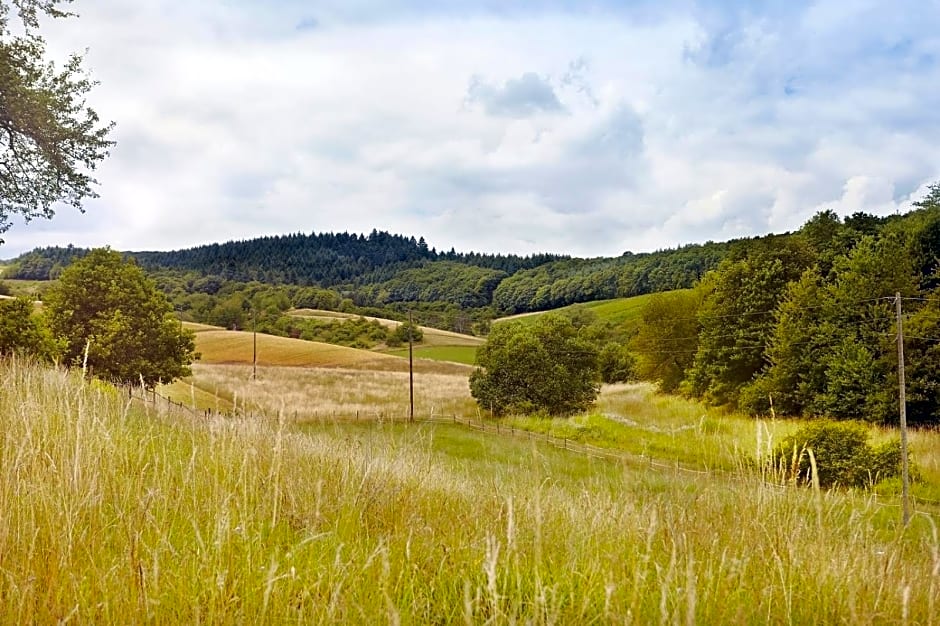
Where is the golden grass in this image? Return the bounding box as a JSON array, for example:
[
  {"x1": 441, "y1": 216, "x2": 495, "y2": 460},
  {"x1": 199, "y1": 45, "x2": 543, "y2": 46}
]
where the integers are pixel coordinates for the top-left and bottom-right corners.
[
  {"x1": 194, "y1": 329, "x2": 375, "y2": 367},
  {"x1": 193, "y1": 328, "x2": 473, "y2": 375},
  {"x1": 4, "y1": 358, "x2": 940, "y2": 623},
  {"x1": 173, "y1": 363, "x2": 476, "y2": 420}
]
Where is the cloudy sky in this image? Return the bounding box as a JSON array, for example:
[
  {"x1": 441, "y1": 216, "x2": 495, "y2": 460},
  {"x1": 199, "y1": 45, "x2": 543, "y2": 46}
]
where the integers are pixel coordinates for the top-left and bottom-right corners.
[{"x1": 3, "y1": 0, "x2": 940, "y2": 258}]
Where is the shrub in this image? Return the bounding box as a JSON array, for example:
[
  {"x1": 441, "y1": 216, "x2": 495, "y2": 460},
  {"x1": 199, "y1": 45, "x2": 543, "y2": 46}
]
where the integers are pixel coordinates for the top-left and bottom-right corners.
[
  {"x1": 470, "y1": 315, "x2": 599, "y2": 416},
  {"x1": 772, "y1": 420, "x2": 904, "y2": 488},
  {"x1": 387, "y1": 321, "x2": 423, "y2": 347},
  {"x1": 597, "y1": 343, "x2": 635, "y2": 384}
]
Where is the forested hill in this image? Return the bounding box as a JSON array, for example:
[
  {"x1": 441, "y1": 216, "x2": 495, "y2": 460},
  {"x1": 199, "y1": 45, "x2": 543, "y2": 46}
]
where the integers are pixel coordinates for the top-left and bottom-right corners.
[
  {"x1": 2, "y1": 231, "x2": 565, "y2": 284},
  {"x1": 3, "y1": 229, "x2": 735, "y2": 312},
  {"x1": 133, "y1": 231, "x2": 567, "y2": 284},
  {"x1": 1, "y1": 210, "x2": 919, "y2": 317}
]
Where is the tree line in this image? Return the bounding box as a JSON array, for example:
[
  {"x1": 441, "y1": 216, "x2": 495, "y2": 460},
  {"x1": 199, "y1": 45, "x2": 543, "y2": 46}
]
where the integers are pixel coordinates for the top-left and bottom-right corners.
[
  {"x1": 5, "y1": 230, "x2": 738, "y2": 323},
  {"x1": 632, "y1": 186, "x2": 940, "y2": 425}
]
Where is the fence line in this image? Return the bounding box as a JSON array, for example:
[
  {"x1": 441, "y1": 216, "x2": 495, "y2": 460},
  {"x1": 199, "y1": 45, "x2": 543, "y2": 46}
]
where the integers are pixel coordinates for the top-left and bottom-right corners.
[{"x1": 128, "y1": 386, "x2": 940, "y2": 515}]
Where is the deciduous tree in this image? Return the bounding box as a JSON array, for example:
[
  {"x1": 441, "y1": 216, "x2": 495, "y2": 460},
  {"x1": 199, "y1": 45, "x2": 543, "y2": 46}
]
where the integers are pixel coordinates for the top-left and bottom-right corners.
[
  {"x1": 0, "y1": 0, "x2": 114, "y2": 240},
  {"x1": 631, "y1": 289, "x2": 701, "y2": 392},
  {"x1": 44, "y1": 248, "x2": 195, "y2": 387},
  {"x1": 470, "y1": 315, "x2": 598, "y2": 416}
]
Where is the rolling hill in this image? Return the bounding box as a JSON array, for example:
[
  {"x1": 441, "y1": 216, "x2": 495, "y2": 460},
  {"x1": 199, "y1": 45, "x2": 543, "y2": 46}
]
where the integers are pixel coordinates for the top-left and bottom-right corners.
[
  {"x1": 494, "y1": 290, "x2": 691, "y2": 331},
  {"x1": 186, "y1": 322, "x2": 473, "y2": 375}
]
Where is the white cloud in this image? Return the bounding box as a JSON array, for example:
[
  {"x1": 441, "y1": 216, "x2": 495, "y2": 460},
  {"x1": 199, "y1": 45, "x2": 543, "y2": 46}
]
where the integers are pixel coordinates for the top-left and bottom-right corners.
[{"x1": 2, "y1": 0, "x2": 939, "y2": 259}]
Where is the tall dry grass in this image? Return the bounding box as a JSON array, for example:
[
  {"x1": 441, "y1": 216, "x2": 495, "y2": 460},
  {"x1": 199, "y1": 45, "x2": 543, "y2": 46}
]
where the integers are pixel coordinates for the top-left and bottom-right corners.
[
  {"x1": 186, "y1": 362, "x2": 476, "y2": 420},
  {"x1": 2, "y1": 358, "x2": 939, "y2": 623}
]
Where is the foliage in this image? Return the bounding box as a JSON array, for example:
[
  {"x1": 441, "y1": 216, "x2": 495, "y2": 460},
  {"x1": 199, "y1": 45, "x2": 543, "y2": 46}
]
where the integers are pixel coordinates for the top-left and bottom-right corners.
[
  {"x1": 901, "y1": 288, "x2": 940, "y2": 425},
  {"x1": 686, "y1": 237, "x2": 814, "y2": 408},
  {"x1": 0, "y1": 296, "x2": 58, "y2": 359},
  {"x1": 305, "y1": 317, "x2": 389, "y2": 348},
  {"x1": 631, "y1": 290, "x2": 702, "y2": 392},
  {"x1": 44, "y1": 248, "x2": 195, "y2": 387},
  {"x1": 755, "y1": 234, "x2": 916, "y2": 422},
  {"x1": 386, "y1": 320, "x2": 423, "y2": 347},
  {"x1": 6, "y1": 235, "x2": 731, "y2": 316},
  {"x1": 629, "y1": 204, "x2": 940, "y2": 424},
  {"x1": 773, "y1": 421, "x2": 903, "y2": 488},
  {"x1": 360, "y1": 261, "x2": 507, "y2": 308},
  {"x1": 0, "y1": 0, "x2": 114, "y2": 241},
  {"x1": 597, "y1": 343, "x2": 636, "y2": 383},
  {"x1": 491, "y1": 241, "x2": 729, "y2": 314},
  {"x1": 470, "y1": 315, "x2": 599, "y2": 416}
]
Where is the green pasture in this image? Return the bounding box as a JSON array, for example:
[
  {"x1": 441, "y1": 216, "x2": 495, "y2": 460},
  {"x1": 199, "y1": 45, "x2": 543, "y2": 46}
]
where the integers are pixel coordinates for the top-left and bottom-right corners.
[
  {"x1": 388, "y1": 344, "x2": 478, "y2": 365},
  {"x1": 495, "y1": 290, "x2": 692, "y2": 330}
]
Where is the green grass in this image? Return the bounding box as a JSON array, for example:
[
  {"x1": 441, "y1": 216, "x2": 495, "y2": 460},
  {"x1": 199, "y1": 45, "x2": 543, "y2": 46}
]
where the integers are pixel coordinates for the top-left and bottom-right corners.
[
  {"x1": 388, "y1": 344, "x2": 478, "y2": 365},
  {"x1": 503, "y1": 383, "x2": 798, "y2": 472},
  {"x1": 6, "y1": 359, "x2": 940, "y2": 623},
  {"x1": 495, "y1": 290, "x2": 687, "y2": 331},
  {"x1": 0, "y1": 277, "x2": 52, "y2": 298},
  {"x1": 304, "y1": 420, "x2": 625, "y2": 483}
]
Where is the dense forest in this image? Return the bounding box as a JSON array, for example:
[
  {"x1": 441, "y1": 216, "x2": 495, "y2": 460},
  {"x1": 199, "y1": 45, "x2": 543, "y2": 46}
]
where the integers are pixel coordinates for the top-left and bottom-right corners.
[
  {"x1": 3, "y1": 231, "x2": 562, "y2": 284},
  {"x1": 4, "y1": 229, "x2": 735, "y2": 320},
  {"x1": 632, "y1": 185, "x2": 940, "y2": 424}
]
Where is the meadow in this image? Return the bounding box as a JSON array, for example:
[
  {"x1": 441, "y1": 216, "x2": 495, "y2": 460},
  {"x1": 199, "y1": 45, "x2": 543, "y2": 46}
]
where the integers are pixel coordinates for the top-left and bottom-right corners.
[
  {"x1": 162, "y1": 348, "x2": 940, "y2": 506},
  {"x1": 494, "y1": 291, "x2": 681, "y2": 329},
  {"x1": 3, "y1": 357, "x2": 940, "y2": 624},
  {"x1": 387, "y1": 344, "x2": 479, "y2": 365},
  {"x1": 185, "y1": 323, "x2": 473, "y2": 375}
]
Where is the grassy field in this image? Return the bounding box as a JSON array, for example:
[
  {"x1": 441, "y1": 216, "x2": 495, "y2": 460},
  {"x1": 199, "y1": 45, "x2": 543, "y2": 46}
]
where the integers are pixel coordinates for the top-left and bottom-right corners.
[
  {"x1": 286, "y1": 308, "x2": 482, "y2": 364},
  {"x1": 161, "y1": 362, "x2": 477, "y2": 421},
  {"x1": 189, "y1": 327, "x2": 472, "y2": 375},
  {"x1": 163, "y1": 353, "x2": 940, "y2": 505},
  {"x1": 0, "y1": 277, "x2": 52, "y2": 299},
  {"x1": 4, "y1": 358, "x2": 940, "y2": 623},
  {"x1": 495, "y1": 290, "x2": 691, "y2": 330},
  {"x1": 387, "y1": 344, "x2": 479, "y2": 365}
]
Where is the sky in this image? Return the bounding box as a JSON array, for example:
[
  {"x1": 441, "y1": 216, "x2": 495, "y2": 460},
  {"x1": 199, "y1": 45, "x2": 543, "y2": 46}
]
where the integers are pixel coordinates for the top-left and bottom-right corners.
[{"x1": 2, "y1": 0, "x2": 940, "y2": 258}]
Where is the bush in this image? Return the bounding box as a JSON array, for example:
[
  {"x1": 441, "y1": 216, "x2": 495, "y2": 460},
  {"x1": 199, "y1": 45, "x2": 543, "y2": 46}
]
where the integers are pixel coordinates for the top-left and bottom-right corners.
[
  {"x1": 772, "y1": 420, "x2": 905, "y2": 488},
  {"x1": 470, "y1": 315, "x2": 599, "y2": 416},
  {"x1": 387, "y1": 321, "x2": 423, "y2": 347},
  {"x1": 597, "y1": 343, "x2": 635, "y2": 384},
  {"x1": 0, "y1": 297, "x2": 60, "y2": 360}
]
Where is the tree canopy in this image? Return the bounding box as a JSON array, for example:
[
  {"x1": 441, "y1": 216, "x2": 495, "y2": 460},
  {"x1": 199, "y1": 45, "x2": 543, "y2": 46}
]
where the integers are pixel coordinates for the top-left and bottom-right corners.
[
  {"x1": 628, "y1": 192, "x2": 940, "y2": 425},
  {"x1": 44, "y1": 248, "x2": 195, "y2": 387},
  {"x1": 0, "y1": 0, "x2": 114, "y2": 241}
]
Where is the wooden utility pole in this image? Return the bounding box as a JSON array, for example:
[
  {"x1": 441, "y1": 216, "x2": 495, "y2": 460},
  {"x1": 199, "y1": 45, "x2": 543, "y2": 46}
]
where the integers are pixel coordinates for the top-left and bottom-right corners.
[
  {"x1": 252, "y1": 308, "x2": 257, "y2": 381},
  {"x1": 409, "y1": 311, "x2": 415, "y2": 423},
  {"x1": 896, "y1": 293, "x2": 911, "y2": 526}
]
